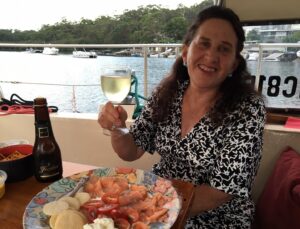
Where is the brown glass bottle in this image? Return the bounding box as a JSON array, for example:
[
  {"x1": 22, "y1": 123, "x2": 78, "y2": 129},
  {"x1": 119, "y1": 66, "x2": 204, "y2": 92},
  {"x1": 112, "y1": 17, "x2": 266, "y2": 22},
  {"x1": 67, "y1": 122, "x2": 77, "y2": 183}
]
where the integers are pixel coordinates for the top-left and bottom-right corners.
[{"x1": 33, "y1": 97, "x2": 63, "y2": 182}]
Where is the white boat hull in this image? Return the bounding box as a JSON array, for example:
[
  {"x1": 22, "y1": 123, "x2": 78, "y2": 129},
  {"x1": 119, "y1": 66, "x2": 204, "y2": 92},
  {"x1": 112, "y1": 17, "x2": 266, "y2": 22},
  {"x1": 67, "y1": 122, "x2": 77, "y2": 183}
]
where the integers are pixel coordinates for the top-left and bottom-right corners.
[
  {"x1": 73, "y1": 51, "x2": 97, "y2": 58},
  {"x1": 43, "y1": 47, "x2": 59, "y2": 55}
]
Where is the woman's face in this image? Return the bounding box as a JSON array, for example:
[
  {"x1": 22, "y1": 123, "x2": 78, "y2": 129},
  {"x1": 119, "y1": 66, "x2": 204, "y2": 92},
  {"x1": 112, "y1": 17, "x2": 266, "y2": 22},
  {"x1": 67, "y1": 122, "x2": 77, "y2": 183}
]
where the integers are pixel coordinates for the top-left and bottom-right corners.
[{"x1": 182, "y1": 18, "x2": 239, "y2": 91}]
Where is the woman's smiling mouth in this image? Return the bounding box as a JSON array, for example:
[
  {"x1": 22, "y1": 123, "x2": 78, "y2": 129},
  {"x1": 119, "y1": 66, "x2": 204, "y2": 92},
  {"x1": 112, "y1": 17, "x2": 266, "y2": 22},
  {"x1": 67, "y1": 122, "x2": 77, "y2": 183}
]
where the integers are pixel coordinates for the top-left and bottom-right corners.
[{"x1": 198, "y1": 64, "x2": 217, "y2": 72}]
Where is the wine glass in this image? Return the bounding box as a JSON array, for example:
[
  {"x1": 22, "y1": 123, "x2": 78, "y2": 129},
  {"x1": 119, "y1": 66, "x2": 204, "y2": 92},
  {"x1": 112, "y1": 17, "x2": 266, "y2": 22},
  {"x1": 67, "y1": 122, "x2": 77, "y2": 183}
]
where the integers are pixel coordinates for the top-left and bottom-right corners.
[{"x1": 100, "y1": 67, "x2": 132, "y2": 135}]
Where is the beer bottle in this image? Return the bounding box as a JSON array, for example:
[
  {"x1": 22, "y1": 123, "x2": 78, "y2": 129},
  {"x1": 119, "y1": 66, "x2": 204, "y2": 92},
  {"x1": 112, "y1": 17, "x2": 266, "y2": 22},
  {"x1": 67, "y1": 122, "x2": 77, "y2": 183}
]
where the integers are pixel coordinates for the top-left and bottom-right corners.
[{"x1": 33, "y1": 97, "x2": 63, "y2": 182}]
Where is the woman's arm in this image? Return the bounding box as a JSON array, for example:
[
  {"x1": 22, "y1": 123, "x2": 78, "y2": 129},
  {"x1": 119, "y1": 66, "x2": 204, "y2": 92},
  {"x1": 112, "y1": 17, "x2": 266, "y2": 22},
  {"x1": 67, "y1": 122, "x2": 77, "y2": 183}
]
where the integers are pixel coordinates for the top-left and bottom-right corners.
[
  {"x1": 110, "y1": 128, "x2": 145, "y2": 161},
  {"x1": 188, "y1": 96, "x2": 265, "y2": 217},
  {"x1": 189, "y1": 184, "x2": 232, "y2": 217},
  {"x1": 98, "y1": 102, "x2": 145, "y2": 161}
]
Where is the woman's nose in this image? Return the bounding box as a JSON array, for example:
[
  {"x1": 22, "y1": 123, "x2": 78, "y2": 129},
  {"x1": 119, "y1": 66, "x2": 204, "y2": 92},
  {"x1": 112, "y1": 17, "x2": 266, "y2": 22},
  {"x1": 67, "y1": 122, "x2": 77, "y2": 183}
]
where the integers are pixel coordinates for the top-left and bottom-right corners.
[{"x1": 205, "y1": 47, "x2": 219, "y2": 61}]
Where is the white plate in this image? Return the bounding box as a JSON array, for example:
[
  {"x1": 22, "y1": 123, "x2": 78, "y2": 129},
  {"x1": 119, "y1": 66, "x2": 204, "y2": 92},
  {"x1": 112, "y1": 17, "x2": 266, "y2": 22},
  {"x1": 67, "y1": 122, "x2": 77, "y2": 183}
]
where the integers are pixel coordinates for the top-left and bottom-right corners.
[{"x1": 23, "y1": 167, "x2": 181, "y2": 229}]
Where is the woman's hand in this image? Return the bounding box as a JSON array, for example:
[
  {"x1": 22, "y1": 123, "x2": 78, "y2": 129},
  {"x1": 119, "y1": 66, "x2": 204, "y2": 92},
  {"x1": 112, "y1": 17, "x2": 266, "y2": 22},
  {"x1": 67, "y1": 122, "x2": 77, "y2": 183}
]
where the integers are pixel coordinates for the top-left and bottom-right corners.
[
  {"x1": 189, "y1": 184, "x2": 232, "y2": 217},
  {"x1": 98, "y1": 102, "x2": 144, "y2": 161},
  {"x1": 98, "y1": 102, "x2": 128, "y2": 131}
]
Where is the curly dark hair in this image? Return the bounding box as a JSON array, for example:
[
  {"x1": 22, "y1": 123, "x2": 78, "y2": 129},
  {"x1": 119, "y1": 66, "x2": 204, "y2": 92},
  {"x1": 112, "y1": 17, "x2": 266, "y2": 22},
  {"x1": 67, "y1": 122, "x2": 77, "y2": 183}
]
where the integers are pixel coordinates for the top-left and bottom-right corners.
[{"x1": 152, "y1": 5, "x2": 256, "y2": 125}]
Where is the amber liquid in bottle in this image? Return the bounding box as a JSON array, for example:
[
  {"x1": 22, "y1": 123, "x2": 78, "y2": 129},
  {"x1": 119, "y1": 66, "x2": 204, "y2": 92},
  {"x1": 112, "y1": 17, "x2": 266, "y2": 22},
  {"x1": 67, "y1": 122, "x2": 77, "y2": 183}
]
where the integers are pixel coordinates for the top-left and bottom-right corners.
[{"x1": 33, "y1": 97, "x2": 63, "y2": 182}]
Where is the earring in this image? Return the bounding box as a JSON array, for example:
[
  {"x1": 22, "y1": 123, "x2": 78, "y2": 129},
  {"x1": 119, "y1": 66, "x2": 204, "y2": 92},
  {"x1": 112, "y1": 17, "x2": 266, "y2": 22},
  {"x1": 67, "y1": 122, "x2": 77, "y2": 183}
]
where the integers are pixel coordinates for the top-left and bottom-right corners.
[
  {"x1": 183, "y1": 62, "x2": 187, "y2": 67},
  {"x1": 228, "y1": 73, "x2": 232, "y2": 78}
]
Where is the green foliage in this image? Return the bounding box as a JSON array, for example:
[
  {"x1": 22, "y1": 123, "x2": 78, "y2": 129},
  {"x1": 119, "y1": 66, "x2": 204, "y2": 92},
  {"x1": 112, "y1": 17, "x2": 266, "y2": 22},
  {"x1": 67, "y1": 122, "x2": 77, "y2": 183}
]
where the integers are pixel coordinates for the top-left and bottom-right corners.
[
  {"x1": 283, "y1": 31, "x2": 300, "y2": 43},
  {"x1": 0, "y1": 0, "x2": 213, "y2": 44},
  {"x1": 246, "y1": 29, "x2": 260, "y2": 42}
]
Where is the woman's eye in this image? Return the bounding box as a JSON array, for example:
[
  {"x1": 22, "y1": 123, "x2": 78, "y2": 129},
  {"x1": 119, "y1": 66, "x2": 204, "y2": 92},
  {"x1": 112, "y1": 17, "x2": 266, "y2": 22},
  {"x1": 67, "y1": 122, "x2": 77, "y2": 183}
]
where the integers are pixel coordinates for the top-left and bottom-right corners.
[
  {"x1": 219, "y1": 46, "x2": 231, "y2": 54},
  {"x1": 196, "y1": 41, "x2": 209, "y2": 49}
]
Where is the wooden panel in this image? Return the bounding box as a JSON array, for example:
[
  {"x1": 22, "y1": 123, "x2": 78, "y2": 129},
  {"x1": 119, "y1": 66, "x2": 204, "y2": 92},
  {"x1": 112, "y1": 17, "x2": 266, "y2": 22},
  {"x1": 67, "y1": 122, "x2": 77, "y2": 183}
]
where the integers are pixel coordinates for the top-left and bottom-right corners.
[{"x1": 224, "y1": 0, "x2": 300, "y2": 23}]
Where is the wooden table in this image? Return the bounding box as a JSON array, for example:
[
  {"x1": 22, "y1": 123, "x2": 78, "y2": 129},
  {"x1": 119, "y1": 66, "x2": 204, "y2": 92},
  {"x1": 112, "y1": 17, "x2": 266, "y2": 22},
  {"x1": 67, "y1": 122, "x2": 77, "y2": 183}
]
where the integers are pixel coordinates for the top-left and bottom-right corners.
[{"x1": 0, "y1": 161, "x2": 194, "y2": 229}]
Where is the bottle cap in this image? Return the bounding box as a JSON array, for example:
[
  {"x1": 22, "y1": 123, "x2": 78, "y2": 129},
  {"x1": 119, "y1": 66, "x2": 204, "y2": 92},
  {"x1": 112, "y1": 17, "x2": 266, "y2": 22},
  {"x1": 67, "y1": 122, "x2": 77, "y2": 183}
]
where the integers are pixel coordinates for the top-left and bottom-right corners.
[{"x1": 34, "y1": 97, "x2": 47, "y2": 107}]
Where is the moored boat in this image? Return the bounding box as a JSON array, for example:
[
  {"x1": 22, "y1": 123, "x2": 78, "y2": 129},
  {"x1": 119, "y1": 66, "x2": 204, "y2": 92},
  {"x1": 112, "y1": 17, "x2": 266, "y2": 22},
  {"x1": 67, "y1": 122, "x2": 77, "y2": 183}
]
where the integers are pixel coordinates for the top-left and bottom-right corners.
[
  {"x1": 42, "y1": 47, "x2": 59, "y2": 55},
  {"x1": 247, "y1": 52, "x2": 259, "y2": 61},
  {"x1": 25, "y1": 48, "x2": 42, "y2": 53},
  {"x1": 72, "y1": 49, "x2": 97, "y2": 58},
  {"x1": 263, "y1": 51, "x2": 297, "y2": 62},
  {"x1": 149, "y1": 48, "x2": 173, "y2": 58}
]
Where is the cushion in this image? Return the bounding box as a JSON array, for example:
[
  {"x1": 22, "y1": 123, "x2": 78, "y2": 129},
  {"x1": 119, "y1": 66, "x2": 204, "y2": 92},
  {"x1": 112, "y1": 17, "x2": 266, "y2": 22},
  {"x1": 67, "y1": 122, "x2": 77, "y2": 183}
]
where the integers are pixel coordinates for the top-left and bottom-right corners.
[
  {"x1": 254, "y1": 147, "x2": 300, "y2": 229},
  {"x1": 292, "y1": 184, "x2": 300, "y2": 205}
]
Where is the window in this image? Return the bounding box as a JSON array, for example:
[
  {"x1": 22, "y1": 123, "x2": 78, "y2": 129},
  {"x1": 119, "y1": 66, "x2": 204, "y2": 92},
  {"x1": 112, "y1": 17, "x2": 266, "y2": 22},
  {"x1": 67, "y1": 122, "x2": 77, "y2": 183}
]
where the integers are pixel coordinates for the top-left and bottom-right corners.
[{"x1": 244, "y1": 24, "x2": 300, "y2": 112}]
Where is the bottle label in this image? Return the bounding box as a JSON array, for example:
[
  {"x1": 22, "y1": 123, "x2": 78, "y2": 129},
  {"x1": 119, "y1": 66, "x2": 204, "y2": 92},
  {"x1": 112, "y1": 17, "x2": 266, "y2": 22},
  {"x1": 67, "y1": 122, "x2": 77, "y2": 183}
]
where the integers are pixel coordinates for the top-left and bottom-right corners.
[
  {"x1": 38, "y1": 127, "x2": 49, "y2": 138},
  {"x1": 38, "y1": 162, "x2": 60, "y2": 178}
]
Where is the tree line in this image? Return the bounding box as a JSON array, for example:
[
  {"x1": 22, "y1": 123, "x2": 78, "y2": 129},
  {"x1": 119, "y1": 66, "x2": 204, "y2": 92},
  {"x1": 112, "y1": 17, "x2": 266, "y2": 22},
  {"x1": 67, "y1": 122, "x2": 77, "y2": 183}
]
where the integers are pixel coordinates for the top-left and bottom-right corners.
[
  {"x1": 0, "y1": 1, "x2": 213, "y2": 46},
  {"x1": 247, "y1": 28, "x2": 300, "y2": 43}
]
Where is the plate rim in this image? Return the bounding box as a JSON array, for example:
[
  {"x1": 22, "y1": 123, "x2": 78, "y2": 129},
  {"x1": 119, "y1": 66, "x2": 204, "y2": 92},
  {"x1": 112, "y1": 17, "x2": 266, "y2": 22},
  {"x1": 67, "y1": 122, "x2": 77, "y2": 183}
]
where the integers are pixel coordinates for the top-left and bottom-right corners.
[{"x1": 22, "y1": 166, "x2": 181, "y2": 229}]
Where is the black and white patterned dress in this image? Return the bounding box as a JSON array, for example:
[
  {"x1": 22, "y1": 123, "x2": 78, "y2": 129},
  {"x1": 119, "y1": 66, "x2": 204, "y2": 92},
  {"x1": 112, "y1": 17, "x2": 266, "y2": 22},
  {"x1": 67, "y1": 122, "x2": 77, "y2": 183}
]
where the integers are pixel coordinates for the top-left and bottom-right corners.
[{"x1": 129, "y1": 81, "x2": 266, "y2": 228}]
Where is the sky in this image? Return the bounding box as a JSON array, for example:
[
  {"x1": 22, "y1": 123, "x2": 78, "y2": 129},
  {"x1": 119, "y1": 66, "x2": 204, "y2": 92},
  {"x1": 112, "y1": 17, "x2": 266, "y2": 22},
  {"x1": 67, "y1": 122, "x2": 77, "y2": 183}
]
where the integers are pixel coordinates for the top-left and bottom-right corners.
[{"x1": 0, "y1": 0, "x2": 202, "y2": 31}]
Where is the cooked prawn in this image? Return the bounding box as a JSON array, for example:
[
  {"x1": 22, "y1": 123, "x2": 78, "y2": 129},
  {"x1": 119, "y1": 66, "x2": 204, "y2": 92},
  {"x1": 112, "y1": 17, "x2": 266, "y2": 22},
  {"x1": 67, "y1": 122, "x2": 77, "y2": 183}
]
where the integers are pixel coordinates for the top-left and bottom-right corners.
[
  {"x1": 147, "y1": 208, "x2": 168, "y2": 223},
  {"x1": 132, "y1": 221, "x2": 149, "y2": 229},
  {"x1": 83, "y1": 174, "x2": 172, "y2": 228}
]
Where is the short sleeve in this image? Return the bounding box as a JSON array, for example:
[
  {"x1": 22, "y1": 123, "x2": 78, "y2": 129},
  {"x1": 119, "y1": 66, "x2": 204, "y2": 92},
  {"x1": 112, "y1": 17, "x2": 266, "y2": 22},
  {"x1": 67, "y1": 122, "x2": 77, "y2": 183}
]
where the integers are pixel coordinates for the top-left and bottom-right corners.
[
  {"x1": 129, "y1": 95, "x2": 157, "y2": 154},
  {"x1": 209, "y1": 95, "x2": 266, "y2": 198}
]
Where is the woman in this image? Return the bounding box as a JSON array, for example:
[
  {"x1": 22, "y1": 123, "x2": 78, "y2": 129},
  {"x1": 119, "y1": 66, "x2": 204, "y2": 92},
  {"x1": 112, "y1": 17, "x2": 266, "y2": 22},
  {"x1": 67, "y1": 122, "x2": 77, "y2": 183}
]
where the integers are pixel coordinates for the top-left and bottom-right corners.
[{"x1": 98, "y1": 6, "x2": 266, "y2": 228}]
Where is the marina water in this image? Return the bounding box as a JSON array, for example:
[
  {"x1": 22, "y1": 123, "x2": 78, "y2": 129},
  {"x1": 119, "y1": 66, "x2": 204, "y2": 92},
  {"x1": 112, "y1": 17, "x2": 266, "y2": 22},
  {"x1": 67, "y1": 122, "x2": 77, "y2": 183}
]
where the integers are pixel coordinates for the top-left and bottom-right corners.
[{"x1": 0, "y1": 51, "x2": 300, "y2": 113}]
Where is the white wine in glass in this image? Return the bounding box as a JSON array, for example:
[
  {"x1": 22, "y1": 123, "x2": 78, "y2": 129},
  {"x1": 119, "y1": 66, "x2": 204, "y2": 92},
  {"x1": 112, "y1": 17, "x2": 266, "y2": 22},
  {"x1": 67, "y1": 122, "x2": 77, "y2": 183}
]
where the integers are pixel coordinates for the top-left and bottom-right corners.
[{"x1": 100, "y1": 68, "x2": 131, "y2": 135}]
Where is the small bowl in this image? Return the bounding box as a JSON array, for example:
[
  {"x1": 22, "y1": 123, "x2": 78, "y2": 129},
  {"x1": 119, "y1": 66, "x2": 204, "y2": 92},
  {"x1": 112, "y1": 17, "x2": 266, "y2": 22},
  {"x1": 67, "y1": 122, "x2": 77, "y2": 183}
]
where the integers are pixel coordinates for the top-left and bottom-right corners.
[
  {"x1": 0, "y1": 170, "x2": 7, "y2": 198},
  {"x1": 0, "y1": 144, "x2": 34, "y2": 182},
  {"x1": 0, "y1": 139, "x2": 29, "y2": 148}
]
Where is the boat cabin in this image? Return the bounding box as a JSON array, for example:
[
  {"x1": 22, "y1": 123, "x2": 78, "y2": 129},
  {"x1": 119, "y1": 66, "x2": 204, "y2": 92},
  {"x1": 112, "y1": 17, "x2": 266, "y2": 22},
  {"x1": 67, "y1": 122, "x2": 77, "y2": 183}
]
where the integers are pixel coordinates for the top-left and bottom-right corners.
[{"x1": 0, "y1": 0, "x2": 300, "y2": 228}]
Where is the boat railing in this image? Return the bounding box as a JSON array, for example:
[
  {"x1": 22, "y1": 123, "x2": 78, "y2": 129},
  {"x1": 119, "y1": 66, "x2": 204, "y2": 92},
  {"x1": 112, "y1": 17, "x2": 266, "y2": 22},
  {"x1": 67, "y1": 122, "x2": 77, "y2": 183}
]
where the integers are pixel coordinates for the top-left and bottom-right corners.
[
  {"x1": 0, "y1": 42, "x2": 300, "y2": 114},
  {"x1": 0, "y1": 80, "x2": 100, "y2": 113},
  {"x1": 0, "y1": 43, "x2": 182, "y2": 100}
]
